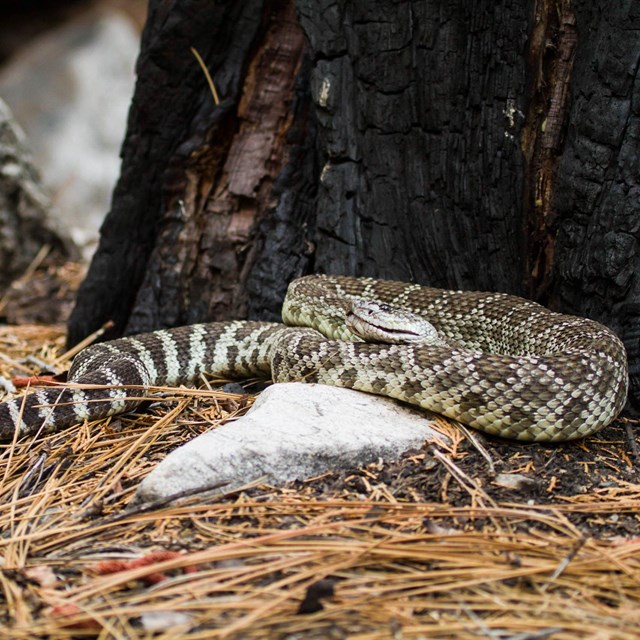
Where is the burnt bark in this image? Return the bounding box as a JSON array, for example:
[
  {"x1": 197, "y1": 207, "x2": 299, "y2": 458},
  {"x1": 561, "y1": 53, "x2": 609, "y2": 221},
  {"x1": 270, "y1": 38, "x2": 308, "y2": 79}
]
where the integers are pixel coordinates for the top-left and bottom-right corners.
[
  {"x1": 551, "y1": 0, "x2": 640, "y2": 405},
  {"x1": 68, "y1": 0, "x2": 640, "y2": 405}
]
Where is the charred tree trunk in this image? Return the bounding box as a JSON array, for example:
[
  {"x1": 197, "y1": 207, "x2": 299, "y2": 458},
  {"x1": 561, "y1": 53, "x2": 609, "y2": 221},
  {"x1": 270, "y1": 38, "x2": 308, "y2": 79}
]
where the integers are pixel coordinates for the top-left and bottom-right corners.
[{"x1": 68, "y1": 0, "x2": 640, "y2": 406}]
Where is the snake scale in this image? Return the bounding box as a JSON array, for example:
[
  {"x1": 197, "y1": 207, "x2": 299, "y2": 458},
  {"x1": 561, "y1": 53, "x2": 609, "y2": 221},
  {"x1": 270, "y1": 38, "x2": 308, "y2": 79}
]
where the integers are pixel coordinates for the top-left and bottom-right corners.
[{"x1": 0, "y1": 275, "x2": 628, "y2": 442}]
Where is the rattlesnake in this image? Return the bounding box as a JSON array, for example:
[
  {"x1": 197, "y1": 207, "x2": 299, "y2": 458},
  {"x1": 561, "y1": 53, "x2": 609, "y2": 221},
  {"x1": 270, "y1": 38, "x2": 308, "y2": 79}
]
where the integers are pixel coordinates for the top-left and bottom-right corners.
[{"x1": 0, "y1": 275, "x2": 628, "y2": 442}]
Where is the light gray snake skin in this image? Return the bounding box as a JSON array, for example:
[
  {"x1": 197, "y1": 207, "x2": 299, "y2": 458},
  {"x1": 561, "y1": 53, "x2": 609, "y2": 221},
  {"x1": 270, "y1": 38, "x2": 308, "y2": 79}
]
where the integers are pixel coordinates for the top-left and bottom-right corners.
[{"x1": 0, "y1": 275, "x2": 628, "y2": 442}]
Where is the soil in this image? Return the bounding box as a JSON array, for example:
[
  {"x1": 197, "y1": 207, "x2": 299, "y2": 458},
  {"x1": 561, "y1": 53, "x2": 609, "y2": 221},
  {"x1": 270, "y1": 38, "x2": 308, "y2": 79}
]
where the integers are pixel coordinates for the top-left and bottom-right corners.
[{"x1": 228, "y1": 405, "x2": 640, "y2": 540}]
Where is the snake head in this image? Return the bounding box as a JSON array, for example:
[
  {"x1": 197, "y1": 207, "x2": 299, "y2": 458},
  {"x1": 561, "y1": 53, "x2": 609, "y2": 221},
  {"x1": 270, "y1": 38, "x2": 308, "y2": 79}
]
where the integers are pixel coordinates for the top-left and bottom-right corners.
[{"x1": 346, "y1": 299, "x2": 441, "y2": 344}]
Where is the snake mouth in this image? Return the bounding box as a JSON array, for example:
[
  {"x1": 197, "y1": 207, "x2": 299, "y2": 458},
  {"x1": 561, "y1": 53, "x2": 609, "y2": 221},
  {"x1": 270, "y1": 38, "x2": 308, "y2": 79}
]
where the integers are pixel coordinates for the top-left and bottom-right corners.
[{"x1": 345, "y1": 309, "x2": 438, "y2": 344}]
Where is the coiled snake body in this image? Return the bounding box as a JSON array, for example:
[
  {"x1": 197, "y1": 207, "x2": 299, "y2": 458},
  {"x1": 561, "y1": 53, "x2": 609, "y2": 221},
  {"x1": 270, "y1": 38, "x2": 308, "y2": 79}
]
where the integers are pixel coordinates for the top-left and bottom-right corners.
[{"x1": 0, "y1": 275, "x2": 628, "y2": 442}]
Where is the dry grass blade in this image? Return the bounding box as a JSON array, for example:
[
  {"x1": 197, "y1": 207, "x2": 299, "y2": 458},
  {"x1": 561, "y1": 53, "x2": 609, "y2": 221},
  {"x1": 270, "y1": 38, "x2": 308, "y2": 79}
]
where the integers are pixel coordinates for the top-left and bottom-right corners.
[{"x1": 191, "y1": 46, "x2": 220, "y2": 105}]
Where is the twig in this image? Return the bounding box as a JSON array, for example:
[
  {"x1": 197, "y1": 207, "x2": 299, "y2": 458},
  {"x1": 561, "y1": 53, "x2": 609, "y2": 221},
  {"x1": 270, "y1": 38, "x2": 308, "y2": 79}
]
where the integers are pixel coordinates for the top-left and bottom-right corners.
[
  {"x1": 506, "y1": 628, "x2": 563, "y2": 640},
  {"x1": 99, "y1": 475, "x2": 269, "y2": 523},
  {"x1": 17, "y1": 451, "x2": 48, "y2": 498},
  {"x1": 430, "y1": 447, "x2": 498, "y2": 511},
  {"x1": 457, "y1": 421, "x2": 495, "y2": 473},
  {"x1": 541, "y1": 448, "x2": 559, "y2": 471},
  {"x1": 623, "y1": 420, "x2": 639, "y2": 462},
  {"x1": 540, "y1": 536, "x2": 587, "y2": 591},
  {"x1": 94, "y1": 481, "x2": 229, "y2": 523}
]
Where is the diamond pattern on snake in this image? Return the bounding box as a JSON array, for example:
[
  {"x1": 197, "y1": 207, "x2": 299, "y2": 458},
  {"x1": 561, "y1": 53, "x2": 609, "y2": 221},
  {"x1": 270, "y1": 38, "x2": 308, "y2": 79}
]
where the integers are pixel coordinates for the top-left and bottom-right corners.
[{"x1": 0, "y1": 275, "x2": 628, "y2": 442}]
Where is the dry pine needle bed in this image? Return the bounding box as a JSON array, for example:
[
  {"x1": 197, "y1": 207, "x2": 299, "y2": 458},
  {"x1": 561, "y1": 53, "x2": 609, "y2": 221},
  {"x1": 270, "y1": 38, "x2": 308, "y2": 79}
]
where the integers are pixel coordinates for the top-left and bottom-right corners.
[{"x1": 0, "y1": 324, "x2": 639, "y2": 639}]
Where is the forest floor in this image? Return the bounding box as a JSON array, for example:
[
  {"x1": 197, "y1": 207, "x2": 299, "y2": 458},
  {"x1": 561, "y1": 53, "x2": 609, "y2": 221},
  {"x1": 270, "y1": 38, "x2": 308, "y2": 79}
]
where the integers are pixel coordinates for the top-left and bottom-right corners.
[{"x1": 0, "y1": 262, "x2": 638, "y2": 639}]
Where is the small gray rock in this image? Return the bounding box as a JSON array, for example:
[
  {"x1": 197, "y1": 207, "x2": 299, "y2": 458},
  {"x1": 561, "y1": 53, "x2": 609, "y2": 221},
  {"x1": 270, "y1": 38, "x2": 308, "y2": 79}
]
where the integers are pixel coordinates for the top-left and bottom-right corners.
[{"x1": 493, "y1": 473, "x2": 538, "y2": 492}]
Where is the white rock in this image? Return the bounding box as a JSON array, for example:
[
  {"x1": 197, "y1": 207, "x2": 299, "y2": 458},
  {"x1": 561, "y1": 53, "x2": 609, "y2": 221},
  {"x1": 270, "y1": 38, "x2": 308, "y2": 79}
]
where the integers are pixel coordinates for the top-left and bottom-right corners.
[
  {"x1": 0, "y1": 10, "x2": 139, "y2": 258},
  {"x1": 133, "y1": 383, "x2": 447, "y2": 504}
]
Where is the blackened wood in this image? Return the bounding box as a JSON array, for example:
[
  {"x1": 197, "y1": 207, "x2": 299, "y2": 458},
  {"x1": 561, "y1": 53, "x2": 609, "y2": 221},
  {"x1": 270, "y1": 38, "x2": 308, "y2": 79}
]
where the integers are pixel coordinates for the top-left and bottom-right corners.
[
  {"x1": 125, "y1": 0, "x2": 308, "y2": 332},
  {"x1": 245, "y1": 53, "x2": 319, "y2": 321},
  {"x1": 297, "y1": 0, "x2": 530, "y2": 293},
  {"x1": 520, "y1": 0, "x2": 578, "y2": 300},
  {"x1": 551, "y1": 0, "x2": 640, "y2": 405}
]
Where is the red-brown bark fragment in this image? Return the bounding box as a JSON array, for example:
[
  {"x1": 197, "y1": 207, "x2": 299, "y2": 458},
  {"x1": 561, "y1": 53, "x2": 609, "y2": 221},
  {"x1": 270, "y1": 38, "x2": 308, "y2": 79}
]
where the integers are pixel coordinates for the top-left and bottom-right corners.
[
  {"x1": 522, "y1": 0, "x2": 577, "y2": 299},
  {"x1": 191, "y1": 0, "x2": 305, "y2": 319}
]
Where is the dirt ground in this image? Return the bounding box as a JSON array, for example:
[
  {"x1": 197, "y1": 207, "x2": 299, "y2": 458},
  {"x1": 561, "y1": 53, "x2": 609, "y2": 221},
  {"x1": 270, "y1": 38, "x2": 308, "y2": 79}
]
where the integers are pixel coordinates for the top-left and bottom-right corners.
[{"x1": 293, "y1": 417, "x2": 640, "y2": 537}]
